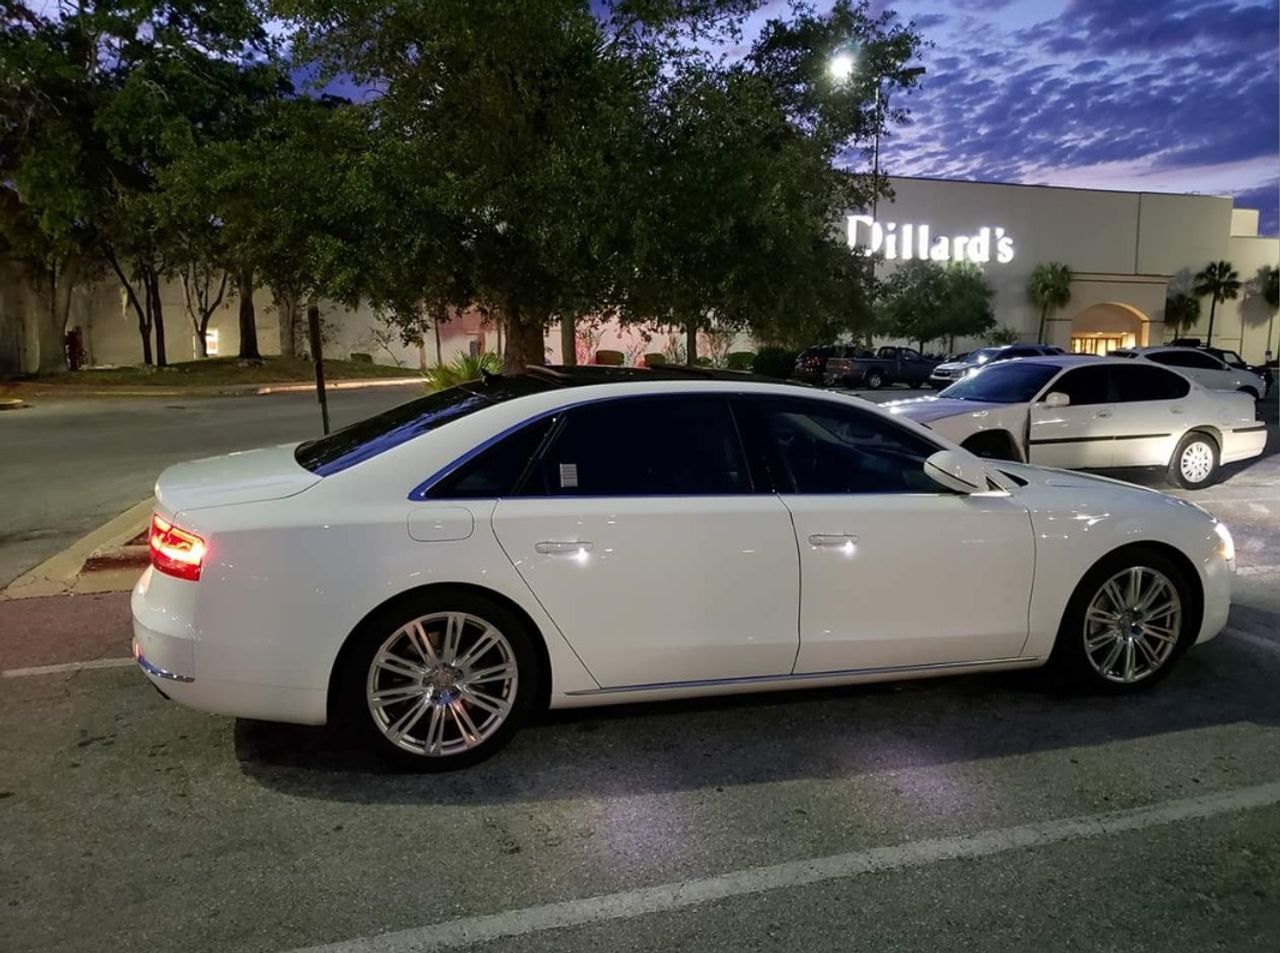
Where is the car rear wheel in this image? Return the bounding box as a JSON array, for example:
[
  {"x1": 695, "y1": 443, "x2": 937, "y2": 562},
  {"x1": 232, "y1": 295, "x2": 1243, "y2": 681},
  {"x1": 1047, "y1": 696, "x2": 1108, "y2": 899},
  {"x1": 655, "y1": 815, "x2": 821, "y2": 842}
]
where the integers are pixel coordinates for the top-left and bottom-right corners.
[
  {"x1": 1167, "y1": 431, "x2": 1219, "y2": 489},
  {"x1": 1051, "y1": 549, "x2": 1194, "y2": 693},
  {"x1": 338, "y1": 592, "x2": 539, "y2": 770}
]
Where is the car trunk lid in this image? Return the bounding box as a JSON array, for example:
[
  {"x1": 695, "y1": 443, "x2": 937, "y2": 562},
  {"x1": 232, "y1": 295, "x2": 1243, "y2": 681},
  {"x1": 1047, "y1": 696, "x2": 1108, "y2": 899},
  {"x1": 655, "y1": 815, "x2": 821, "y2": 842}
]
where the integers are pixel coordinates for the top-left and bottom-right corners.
[{"x1": 155, "y1": 444, "x2": 320, "y2": 514}]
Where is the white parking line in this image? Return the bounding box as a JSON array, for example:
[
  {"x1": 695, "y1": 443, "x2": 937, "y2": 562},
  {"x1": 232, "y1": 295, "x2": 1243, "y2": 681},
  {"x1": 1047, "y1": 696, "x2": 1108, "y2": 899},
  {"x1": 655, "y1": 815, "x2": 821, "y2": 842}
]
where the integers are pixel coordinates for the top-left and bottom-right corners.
[
  {"x1": 1, "y1": 657, "x2": 134, "y2": 678},
  {"x1": 286, "y1": 781, "x2": 1280, "y2": 953}
]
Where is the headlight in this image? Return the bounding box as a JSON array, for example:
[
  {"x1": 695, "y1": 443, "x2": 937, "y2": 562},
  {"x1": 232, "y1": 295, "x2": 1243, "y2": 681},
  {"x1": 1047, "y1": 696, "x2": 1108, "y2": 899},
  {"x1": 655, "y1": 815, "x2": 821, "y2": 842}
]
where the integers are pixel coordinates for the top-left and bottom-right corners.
[{"x1": 1214, "y1": 522, "x2": 1235, "y2": 562}]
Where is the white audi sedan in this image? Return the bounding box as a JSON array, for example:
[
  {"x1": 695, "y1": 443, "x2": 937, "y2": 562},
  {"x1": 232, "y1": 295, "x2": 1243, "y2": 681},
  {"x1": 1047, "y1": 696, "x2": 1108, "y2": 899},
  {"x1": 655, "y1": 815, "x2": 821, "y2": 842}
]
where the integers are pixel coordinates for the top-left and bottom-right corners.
[
  {"x1": 134, "y1": 367, "x2": 1236, "y2": 770},
  {"x1": 888, "y1": 355, "x2": 1264, "y2": 489}
]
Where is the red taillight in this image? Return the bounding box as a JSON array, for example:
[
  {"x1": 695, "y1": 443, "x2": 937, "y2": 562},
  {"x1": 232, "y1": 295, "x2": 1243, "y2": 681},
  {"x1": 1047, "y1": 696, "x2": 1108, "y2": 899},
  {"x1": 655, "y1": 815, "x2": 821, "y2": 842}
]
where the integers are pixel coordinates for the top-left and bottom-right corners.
[{"x1": 149, "y1": 515, "x2": 206, "y2": 581}]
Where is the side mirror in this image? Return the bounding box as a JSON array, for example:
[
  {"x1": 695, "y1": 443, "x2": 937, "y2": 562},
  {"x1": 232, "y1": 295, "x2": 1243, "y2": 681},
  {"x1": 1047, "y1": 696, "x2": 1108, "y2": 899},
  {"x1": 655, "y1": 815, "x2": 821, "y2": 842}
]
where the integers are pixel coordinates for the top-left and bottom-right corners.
[
  {"x1": 1043, "y1": 391, "x2": 1070, "y2": 408},
  {"x1": 924, "y1": 450, "x2": 989, "y2": 494}
]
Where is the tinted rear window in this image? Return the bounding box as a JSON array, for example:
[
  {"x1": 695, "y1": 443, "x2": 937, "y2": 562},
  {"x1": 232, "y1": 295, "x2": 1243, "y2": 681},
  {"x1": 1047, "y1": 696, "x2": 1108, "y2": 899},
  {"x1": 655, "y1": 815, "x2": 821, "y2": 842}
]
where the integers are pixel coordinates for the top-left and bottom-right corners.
[{"x1": 295, "y1": 377, "x2": 554, "y2": 476}]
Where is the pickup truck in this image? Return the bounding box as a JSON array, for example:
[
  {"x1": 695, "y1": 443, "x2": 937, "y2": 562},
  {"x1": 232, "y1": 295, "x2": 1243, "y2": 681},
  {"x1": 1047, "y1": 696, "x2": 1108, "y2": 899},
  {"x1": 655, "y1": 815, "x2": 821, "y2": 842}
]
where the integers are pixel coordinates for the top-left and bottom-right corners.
[{"x1": 824, "y1": 346, "x2": 941, "y2": 389}]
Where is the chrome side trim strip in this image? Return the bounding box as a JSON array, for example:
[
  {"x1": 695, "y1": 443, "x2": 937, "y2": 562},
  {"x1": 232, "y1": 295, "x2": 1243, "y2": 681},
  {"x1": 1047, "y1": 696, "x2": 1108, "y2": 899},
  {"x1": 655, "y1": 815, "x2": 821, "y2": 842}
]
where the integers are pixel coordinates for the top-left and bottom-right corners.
[
  {"x1": 134, "y1": 650, "x2": 194, "y2": 683},
  {"x1": 564, "y1": 655, "x2": 1039, "y2": 696}
]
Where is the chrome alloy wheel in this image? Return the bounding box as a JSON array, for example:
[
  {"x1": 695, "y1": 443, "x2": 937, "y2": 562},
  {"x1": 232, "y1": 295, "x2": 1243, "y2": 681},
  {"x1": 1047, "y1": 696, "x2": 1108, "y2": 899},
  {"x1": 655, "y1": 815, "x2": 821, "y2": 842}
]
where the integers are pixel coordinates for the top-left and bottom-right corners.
[
  {"x1": 1179, "y1": 441, "x2": 1215, "y2": 484},
  {"x1": 1083, "y1": 567, "x2": 1182, "y2": 684},
  {"x1": 365, "y1": 612, "x2": 518, "y2": 757}
]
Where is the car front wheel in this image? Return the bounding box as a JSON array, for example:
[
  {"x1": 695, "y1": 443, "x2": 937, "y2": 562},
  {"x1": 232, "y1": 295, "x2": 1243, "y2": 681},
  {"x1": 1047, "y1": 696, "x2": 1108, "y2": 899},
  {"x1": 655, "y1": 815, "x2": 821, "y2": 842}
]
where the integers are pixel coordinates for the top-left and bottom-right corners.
[
  {"x1": 865, "y1": 370, "x2": 884, "y2": 389},
  {"x1": 1052, "y1": 549, "x2": 1194, "y2": 692},
  {"x1": 339, "y1": 592, "x2": 538, "y2": 770},
  {"x1": 1168, "y1": 432, "x2": 1219, "y2": 489}
]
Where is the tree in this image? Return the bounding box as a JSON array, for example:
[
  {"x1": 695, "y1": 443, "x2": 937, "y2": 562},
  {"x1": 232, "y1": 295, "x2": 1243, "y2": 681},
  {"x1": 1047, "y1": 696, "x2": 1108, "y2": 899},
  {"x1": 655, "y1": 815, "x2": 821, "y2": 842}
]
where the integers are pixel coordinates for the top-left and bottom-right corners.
[
  {"x1": 1164, "y1": 291, "x2": 1201, "y2": 336},
  {"x1": 1028, "y1": 262, "x2": 1072, "y2": 344},
  {"x1": 1193, "y1": 260, "x2": 1241, "y2": 347},
  {"x1": 876, "y1": 260, "x2": 949, "y2": 350},
  {"x1": 939, "y1": 261, "x2": 994, "y2": 352},
  {"x1": 1, "y1": 0, "x2": 275, "y2": 370},
  {"x1": 1262, "y1": 265, "x2": 1279, "y2": 357}
]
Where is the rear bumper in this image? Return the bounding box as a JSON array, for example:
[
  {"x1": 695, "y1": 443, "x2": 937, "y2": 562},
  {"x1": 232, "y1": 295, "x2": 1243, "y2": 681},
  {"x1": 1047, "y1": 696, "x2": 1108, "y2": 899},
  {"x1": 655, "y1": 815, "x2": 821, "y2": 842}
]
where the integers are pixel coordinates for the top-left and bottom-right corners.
[
  {"x1": 131, "y1": 568, "x2": 327, "y2": 725},
  {"x1": 1221, "y1": 426, "x2": 1267, "y2": 465}
]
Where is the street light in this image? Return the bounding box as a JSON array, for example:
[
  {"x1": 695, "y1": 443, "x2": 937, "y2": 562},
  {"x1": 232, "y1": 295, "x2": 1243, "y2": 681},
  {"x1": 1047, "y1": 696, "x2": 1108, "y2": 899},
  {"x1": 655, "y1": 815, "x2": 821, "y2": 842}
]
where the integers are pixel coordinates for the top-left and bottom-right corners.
[
  {"x1": 828, "y1": 52, "x2": 856, "y2": 82},
  {"x1": 828, "y1": 56, "x2": 926, "y2": 218}
]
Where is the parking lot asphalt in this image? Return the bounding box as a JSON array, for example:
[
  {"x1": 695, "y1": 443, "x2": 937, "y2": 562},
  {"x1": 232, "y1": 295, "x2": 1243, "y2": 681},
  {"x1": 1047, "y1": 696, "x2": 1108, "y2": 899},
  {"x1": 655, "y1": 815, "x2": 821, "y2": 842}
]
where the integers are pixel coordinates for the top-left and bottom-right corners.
[{"x1": 2, "y1": 387, "x2": 1279, "y2": 953}]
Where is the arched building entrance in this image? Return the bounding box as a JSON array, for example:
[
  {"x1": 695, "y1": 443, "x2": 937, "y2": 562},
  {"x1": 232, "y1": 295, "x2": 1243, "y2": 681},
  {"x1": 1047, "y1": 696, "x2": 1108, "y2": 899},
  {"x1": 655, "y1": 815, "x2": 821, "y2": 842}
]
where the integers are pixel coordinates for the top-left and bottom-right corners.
[{"x1": 1069, "y1": 302, "x2": 1152, "y2": 354}]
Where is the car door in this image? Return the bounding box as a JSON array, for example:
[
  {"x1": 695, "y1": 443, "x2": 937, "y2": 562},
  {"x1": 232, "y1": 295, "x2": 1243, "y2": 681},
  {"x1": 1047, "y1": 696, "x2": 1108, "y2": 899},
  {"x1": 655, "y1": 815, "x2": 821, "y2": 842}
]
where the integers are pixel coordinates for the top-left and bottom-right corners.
[
  {"x1": 489, "y1": 394, "x2": 800, "y2": 689},
  {"x1": 1028, "y1": 364, "x2": 1116, "y2": 469},
  {"x1": 897, "y1": 347, "x2": 927, "y2": 383},
  {"x1": 1104, "y1": 364, "x2": 1192, "y2": 466},
  {"x1": 737, "y1": 395, "x2": 1035, "y2": 674}
]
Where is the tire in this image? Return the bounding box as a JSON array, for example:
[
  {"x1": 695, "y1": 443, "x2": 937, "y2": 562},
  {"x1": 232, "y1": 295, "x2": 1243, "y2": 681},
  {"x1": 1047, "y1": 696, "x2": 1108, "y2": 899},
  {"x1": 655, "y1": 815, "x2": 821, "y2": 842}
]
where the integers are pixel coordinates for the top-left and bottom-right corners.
[
  {"x1": 961, "y1": 431, "x2": 1020, "y2": 461},
  {"x1": 1167, "y1": 431, "x2": 1219, "y2": 489},
  {"x1": 865, "y1": 370, "x2": 884, "y2": 390},
  {"x1": 336, "y1": 590, "x2": 540, "y2": 771},
  {"x1": 1050, "y1": 547, "x2": 1195, "y2": 693}
]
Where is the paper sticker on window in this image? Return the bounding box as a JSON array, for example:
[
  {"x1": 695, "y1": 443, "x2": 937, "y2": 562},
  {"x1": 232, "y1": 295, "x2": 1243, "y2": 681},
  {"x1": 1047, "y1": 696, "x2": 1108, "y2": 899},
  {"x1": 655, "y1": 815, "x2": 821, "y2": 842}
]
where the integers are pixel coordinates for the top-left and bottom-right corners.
[{"x1": 559, "y1": 463, "x2": 579, "y2": 489}]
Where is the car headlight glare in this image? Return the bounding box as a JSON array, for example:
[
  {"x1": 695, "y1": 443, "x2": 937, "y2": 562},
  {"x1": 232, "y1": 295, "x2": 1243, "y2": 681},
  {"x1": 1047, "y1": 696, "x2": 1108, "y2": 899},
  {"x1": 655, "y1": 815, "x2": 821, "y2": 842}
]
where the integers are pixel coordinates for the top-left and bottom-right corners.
[{"x1": 1214, "y1": 521, "x2": 1235, "y2": 562}]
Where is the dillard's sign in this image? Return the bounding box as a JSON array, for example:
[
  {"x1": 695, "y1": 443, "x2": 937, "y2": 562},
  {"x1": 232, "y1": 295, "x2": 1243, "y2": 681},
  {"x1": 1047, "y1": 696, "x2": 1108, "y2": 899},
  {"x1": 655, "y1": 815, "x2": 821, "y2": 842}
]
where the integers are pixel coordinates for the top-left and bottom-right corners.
[{"x1": 846, "y1": 215, "x2": 1016, "y2": 264}]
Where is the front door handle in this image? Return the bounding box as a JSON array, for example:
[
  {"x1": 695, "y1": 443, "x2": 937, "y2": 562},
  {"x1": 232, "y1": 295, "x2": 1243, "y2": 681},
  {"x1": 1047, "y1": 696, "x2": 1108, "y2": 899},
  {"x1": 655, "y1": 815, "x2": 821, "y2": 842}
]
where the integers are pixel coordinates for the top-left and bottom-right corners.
[
  {"x1": 1095, "y1": 410, "x2": 1112, "y2": 419},
  {"x1": 1170, "y1": 405, "x2": 1185, "y2": 414},
  {"x1": 535, "y1": 540, "x2": 593, "y2": 556},
  {"x1": 809, "y1": 533, "x2": 858, "y2": 549}
]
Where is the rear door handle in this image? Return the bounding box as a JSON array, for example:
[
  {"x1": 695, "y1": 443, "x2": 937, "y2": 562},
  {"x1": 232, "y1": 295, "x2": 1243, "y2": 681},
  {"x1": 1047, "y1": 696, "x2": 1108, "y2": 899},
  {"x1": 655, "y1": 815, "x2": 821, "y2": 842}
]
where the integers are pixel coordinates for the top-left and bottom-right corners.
[
  {"x1": 1170, "y1": 405, "x2": 1185, "y2": 414},
  {"x1": 535, "y1": 540, "x2": 593, "y2": 555},
  {"x1": 1095, "y1": 410, "x2": 1112, "y2": 419},
  {"x1": 809, "y1": 533, "x2": 858, "y2": 548}
]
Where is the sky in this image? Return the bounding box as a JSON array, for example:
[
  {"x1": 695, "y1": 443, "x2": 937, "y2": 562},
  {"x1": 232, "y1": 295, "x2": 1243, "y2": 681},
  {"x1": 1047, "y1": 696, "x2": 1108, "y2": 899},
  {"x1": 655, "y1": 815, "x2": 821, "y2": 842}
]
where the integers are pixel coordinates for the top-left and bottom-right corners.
[{"x1": 839, "y1": 0, "x2": 1280, "y2": 234}]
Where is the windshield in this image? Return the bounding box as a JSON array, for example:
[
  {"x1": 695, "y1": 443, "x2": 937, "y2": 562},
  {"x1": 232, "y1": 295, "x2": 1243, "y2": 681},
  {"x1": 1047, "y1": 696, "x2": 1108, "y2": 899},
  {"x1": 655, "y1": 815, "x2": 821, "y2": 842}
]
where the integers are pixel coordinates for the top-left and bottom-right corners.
[
  {"x1": 295, "y1": 376, "x2": 554, "y2": 476},
  {"x1": 938, "y1": 361, "x2": 1062, "y2": 403},
  {"x1": 968, "y1": 347, "x2": 1001, "y2": 364}
]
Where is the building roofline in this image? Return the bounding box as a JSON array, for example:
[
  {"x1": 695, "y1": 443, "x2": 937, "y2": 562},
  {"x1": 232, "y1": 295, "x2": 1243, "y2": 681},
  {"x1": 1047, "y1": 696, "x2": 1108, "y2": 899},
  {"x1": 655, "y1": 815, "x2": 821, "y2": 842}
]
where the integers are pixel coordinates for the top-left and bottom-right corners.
[{"x1": 884, "y1": 173, "x2": 1240, "y2": 206}]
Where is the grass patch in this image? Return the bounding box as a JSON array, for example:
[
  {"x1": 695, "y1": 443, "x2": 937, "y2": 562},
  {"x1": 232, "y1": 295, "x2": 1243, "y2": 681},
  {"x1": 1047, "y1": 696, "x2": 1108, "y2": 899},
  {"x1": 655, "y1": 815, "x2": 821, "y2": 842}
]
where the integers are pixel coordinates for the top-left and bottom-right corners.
[{"x1": 28, "y1": 356, "x2": 418, "y2": 388}]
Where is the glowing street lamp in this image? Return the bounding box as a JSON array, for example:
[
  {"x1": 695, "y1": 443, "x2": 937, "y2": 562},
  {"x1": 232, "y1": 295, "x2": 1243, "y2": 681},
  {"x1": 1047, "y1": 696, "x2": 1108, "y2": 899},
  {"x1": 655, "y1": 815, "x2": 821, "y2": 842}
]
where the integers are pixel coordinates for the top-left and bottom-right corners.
[{"x1": 828, "y1": 52, "x2": 856, "y2": 82}]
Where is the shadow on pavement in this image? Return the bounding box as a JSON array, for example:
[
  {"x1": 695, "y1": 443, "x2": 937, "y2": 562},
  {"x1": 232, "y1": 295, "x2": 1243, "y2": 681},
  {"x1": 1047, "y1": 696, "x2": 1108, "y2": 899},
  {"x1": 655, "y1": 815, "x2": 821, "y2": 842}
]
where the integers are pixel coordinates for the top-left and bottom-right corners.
[{"x1": 235, "y1": 606, "x2": 1280, "y2": 805}]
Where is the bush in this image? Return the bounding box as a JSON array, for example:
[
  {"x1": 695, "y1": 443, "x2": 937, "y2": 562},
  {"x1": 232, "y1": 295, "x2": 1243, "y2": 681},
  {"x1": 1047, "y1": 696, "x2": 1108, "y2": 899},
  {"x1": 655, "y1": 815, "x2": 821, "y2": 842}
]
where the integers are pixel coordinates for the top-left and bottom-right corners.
[
  {"x1": 643, "y1": 352, "x2": 667, "y2": 367},
  {"x1": 695, "y1": 356, "x2": 713, "y2": 366},
  {"x1": 752, "y1": 347, "x2": 799, "y2": 379},
  {"x1": 348, "y1": 352, "x2": 374, "y2": 364},
  {"x1": 424, "y1": 352, "x2": 502, "y2": 391},
  {"x1": 726, "y1": 350, "x2": 756, "y2": 371},
  {"x1": 594, "y1": 349, "x2": 624, "y2": 365}
]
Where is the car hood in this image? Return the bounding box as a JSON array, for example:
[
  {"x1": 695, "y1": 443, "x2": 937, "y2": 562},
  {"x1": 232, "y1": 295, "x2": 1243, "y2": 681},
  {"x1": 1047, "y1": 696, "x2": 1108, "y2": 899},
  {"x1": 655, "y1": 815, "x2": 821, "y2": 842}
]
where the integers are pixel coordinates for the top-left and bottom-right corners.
[
  {"x1": 885, "y1": 396, "x2": 1008, "y2": 424},
  {"x1": 993, "y1": 461, "x2": 1163, "y2": 494},
  {"x1": 155, "y1": 443, "x2": 320, "y2": 514}
]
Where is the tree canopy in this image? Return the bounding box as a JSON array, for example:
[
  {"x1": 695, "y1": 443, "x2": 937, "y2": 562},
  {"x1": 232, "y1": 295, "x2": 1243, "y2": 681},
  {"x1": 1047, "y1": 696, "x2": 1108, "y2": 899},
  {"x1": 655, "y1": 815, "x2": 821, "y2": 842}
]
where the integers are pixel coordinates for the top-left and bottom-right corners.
[{"x1": 3, "y1": 0, "x2": 924, "y2": 372}]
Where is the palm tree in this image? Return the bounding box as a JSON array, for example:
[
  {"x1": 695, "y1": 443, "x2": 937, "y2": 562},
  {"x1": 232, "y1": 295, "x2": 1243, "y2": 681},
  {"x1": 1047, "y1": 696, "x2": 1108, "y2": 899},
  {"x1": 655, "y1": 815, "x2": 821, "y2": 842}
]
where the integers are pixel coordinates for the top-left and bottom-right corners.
[
  {"x1": 1164, "y1": 291, "x2": 1201, "y2": 336},
  {"x1": 1193, "y1": 260, "x2": 1241, "y2": 347},
  {"x1": 1028, "y1": 262, "x2": 1072, "y2": 344},
  {"x1": 1262, "y1": 264, "x2": 1279, "y2": 357}
]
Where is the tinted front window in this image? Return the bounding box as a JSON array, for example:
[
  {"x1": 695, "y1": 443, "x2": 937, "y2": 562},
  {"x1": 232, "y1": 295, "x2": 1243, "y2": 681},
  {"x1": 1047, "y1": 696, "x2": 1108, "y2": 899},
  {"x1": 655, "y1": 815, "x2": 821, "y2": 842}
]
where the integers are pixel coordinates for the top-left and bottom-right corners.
[
  {"x1": 529, "y1": 397, "x2": 749, "y2": 496},
  {"x1": 1111, "y1": 365, "x2": 1190, "y2": 402},
  {"x1": 295, "y1": 378, "x2": 554, "y2": 475},
  {"x1": 752, "y1": 397, "x2": 942, "y2": 494},
  {"x1": 426, "y1": 416, "x2": 557, "y2": 499},
  {"x1": 1051, "y1": 366, "x2": 1110, "y2": 405},
  {"x1": 939, "y1": 361, "x2": 1061, "y2": 402}
]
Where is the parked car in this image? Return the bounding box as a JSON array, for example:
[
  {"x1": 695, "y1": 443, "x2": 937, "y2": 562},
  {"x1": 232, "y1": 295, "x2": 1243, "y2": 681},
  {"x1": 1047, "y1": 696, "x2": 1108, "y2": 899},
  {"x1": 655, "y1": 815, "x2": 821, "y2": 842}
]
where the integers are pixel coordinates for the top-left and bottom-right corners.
[
  {"x1": 1166, "y1": 340, "x2": 1273, "y2": 396},
  {"x1": 1111, "y1": 346, "x2": 1267, "y2": 400},
  {"x1": 793, "y1": 345, "x2": 860, "y2": 384},
  {"x1": 928, "y1": 344, "x2": 1065, "y2": 389},
  {"x1": 888, "y1": 355, "x2": 1264, "y2": 488},
  {"x1": 824, "y1": 345, "x2": 940, "y2": 389},
  {"x1": 135, "y1": 365, "x2": 1236, "y2": 769}
]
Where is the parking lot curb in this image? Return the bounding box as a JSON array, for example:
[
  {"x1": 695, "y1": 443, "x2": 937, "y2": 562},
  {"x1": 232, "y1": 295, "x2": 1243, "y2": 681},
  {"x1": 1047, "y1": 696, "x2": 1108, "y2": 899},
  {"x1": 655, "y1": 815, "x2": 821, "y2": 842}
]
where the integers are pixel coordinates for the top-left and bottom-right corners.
[{"x1": 2, "y1": 498, "x2": 153, "y2": 601}]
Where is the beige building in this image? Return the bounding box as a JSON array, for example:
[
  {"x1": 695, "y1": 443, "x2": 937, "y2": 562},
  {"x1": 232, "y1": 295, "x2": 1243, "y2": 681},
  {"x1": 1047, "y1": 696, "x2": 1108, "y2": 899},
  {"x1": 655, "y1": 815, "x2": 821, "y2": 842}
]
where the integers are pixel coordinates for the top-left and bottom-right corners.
[
  {"x1": 2, "y1": 176, "x2": 1277, "y2": 375},
  {"x1": 867, "y1": 176, "x2": 1279, "y2": 361}
]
